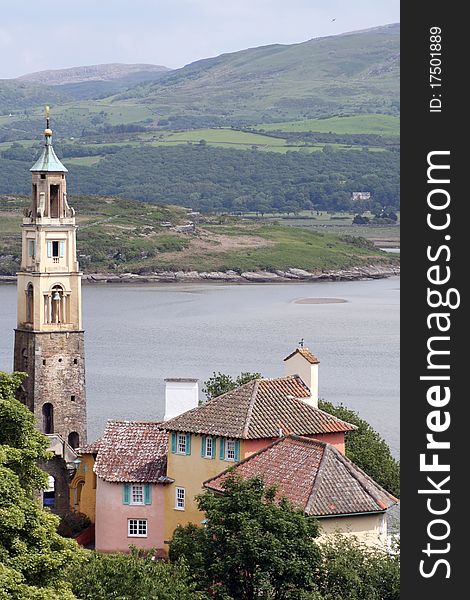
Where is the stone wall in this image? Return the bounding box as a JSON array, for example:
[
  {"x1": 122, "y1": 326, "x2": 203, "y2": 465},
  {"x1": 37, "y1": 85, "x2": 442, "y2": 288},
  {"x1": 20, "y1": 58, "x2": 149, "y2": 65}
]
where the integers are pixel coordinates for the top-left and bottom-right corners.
[{"x1": 14, "y1": 329, "x2": 87, "y2": 447}]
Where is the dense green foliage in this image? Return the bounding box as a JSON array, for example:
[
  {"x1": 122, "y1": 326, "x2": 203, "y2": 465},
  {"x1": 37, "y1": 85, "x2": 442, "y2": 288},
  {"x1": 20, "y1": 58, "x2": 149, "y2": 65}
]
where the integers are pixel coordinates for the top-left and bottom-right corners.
[
  {"x1": 170, "y1": 475, "x2": 322, "y2": 599},
  {"x1": 203, "y1": 371, "x2": 261, "y2": 400},
  {"x1": 170, "y1": 475, "x2": 399, "y2": 600},
  {"x1": 314, "y1": 535, "x2": 400, "y2": 600},
  {"x1": 0, "y1": 372, "x2": 81, "y2": 599},
  {"x1": 319, "y1": 400, "x2": 400, "y2": 497},
  {"x1": 0, "y1": 144, "x2": 399, "y2": 213},
  {"x1": 69, "y1": 549, "x2": 198, "y2": 600}
]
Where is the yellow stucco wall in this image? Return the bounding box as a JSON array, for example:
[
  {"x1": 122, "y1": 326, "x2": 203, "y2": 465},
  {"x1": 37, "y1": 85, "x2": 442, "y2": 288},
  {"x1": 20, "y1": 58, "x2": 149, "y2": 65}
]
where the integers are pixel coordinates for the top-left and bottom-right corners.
[
  {"x1": 164, "y1": 434, "x2": 244, "y2": 544},
  {"x1": 317, "y1": 513, "x2": 388, "y2": 548},
  {"x1": 70, "y1": 453, "x2": 96, "y2": 522}
]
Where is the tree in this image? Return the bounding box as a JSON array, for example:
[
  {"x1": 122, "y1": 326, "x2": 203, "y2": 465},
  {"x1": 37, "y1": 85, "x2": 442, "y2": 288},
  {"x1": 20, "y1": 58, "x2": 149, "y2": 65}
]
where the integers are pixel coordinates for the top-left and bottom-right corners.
[
  {"x1": 314, "y1": 535, "x2": 400, "y2": 600},
  {"x1": 318, "y1": 400, "x2": 400, "y2": 497},
  {"x1": 0, "y1": 372, "x2": 81, "y2": 600},
  {"x1": 169, "y1": 474, "x2": 321, "y2": 599},
  {"x1": 203, "y1": 371, "x2": 261, "y2": 400},
  {"x1": 68, "y1": 548, "x2": 198, "y2": 600}
]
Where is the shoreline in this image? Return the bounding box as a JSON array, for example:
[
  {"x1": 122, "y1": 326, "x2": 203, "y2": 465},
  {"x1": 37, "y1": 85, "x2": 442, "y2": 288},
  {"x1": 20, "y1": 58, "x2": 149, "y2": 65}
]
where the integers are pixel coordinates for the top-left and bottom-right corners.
[{"x1": 0, "y1": 263, "x2": 400, "y2": 285}]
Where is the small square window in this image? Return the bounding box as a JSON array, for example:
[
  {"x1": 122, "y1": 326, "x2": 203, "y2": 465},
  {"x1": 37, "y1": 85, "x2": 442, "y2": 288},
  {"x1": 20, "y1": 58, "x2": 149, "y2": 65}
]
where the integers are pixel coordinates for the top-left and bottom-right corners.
[
  {"x1": 175, "y1": 487, "x2": 185, "y2": 510},
  {"x1": 74, "y1": 358, "x2": 78, "y2": 365},
  {"x1": 71, "y1": 395, "x2": 76, "y2": 402},
  {"x1": 177, "y1": 433, "x2": 187, "y2": 455},
  {"x1": 130, "y1": 484, "x2": 144, "y2": 505},
  {"x1": 128, "y1": 518, "x2": 147, "y2": 537},
  {"x1": 43, "y1": 359, "x2": 46, "y2": 366}
]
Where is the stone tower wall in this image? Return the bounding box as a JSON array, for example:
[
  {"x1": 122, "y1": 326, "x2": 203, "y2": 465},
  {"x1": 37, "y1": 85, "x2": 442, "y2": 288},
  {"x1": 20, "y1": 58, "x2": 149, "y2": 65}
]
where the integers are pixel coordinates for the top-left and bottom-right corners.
[{"x1": 14, "y1": 329, "x2": 87, "y2": 447}]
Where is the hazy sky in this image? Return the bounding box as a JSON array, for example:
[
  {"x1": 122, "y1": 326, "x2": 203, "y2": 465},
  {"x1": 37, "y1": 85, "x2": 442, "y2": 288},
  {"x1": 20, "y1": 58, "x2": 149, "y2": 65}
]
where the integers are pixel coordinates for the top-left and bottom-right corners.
[{"x1": 1, "y1": 0, "x2": 399, "y2": 79}]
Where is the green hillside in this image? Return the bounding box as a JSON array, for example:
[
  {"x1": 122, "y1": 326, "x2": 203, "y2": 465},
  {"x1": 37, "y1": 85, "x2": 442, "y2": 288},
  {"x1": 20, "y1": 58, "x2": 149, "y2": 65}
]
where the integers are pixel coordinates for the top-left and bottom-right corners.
[
  {"x1": 117, "y1": 24, "x2": 399, "y2": 124},
  {"x1": 0, "y1": 195, "x2": 398, "y2": 276}
]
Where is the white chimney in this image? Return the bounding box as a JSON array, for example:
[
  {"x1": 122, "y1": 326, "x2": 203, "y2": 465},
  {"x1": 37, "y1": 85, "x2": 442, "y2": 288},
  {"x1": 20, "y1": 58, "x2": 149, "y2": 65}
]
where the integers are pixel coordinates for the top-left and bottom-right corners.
[
  {"x1": 163, "y1": 378, "x2": 199, "y2": 421},
  {"x1": 283, "y1": 347, "x2": 320, "y2": 408}
]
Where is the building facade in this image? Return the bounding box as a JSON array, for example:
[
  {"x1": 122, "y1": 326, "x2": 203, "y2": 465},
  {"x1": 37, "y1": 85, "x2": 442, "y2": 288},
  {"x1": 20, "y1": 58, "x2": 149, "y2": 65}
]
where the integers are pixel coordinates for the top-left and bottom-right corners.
[{"x1": 13, "y1": 117, "x2": 87, "y2": 513}]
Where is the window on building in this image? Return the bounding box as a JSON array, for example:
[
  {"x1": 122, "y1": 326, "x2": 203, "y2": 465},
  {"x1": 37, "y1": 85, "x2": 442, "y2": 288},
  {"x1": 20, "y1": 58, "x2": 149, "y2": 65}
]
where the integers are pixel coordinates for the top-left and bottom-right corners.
[
  {"x1": 28, "y1": 240, "x2": 36, "y2": 258},
  {"x1": 201, "y1": 435, "x2": 215, "y2": 459},
  {"x1": 50, "y1": 184, "x2": 60, "y2": 218},
  {"x1": 175, "y1": 487, "x2": 185, "y2": 510},
  {"x1": 226, "y1": 439, "x2": 236, "y2": 461},
  {"x1": 130, "y1": 484, "x2": 145, "y2": 505},
  {"x1": 128, "y1": 519, "x2": 148, "y2": 537},
  {"x1": 42, "y1": 403, "x2": 54, "y2": 434},
  {"x1": 205, "y1": 436, "x2": 213, "y2": 458},
  {"x1": 71, "y1": 395, "x2": 76, "y2": 402},
  {"x1": 68, "y1": 431, "x2": 79, "y2": 449},
  {"x1": 26, "y1": 284, "x2": 34, "y2": 323},
  {"x1": 43, "y1": 475, "x2": 55, "y2": 508},
  {"x1": 47, "y1": 240, "x2": 65, "y2": 259},
  {"x1": 177, "y1": 433, "x2": 187, "y2": 454}
]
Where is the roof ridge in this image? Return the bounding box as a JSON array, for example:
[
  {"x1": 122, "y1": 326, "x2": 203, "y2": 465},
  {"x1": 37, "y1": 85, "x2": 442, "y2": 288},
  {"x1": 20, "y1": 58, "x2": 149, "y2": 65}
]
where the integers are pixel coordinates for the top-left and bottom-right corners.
[
  {"x1": 304, "y1": 443, "x2": 329, "y2": 514},
  {"x1": 242, "y1": 379, "x2": 259, "y2": 438},
  {"x1": 324, "y1": 445, "x2": 398, "y2": 506}
]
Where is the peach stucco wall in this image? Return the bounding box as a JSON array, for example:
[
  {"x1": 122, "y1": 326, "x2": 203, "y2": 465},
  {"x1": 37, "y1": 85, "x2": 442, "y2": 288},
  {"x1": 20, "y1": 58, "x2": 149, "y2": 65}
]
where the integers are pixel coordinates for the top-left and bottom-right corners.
[{"x1": 95, "y1": 479, "x2": 165, "y2": 553}]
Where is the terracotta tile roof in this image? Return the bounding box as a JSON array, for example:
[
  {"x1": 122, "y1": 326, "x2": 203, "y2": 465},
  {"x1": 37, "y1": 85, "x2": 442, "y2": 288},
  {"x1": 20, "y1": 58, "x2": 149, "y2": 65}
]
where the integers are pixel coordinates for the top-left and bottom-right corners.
[
  {"x1": 204, "y1": 436, "x2": 397, "y2": 517},
  {"x1": 93, "y1": 421, "x2": 168, "y2": 483},
  {"x1": 161, "y1": 376, "x2": 354, "y2": 439},
  {"x1": 283, "y1": 347, "x2": 320, "y2": 364}
]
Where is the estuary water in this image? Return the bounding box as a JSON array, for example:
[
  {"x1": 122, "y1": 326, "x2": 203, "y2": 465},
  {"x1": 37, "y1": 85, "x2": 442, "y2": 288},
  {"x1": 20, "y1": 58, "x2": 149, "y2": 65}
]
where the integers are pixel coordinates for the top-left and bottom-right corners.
[{"x1": 0, "y1": 277, "x2": 400, "y2": 457}]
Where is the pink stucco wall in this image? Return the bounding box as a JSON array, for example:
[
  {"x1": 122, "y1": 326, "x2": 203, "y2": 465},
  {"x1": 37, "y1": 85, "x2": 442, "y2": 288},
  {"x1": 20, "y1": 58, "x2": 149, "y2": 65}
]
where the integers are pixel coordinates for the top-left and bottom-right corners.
[
  {"x1": 95, "y1": 479, "x2": 165, "y2": 553},
  {"x1": 243, "y1": 432, "x2": 345, "y2": 458}
]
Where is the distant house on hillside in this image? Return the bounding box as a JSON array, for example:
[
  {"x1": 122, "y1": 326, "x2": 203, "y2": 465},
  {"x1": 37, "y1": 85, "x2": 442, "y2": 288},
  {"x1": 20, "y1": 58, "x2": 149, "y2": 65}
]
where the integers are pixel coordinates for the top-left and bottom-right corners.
[
  {"x1": 204, "y1": 435, "x2": 398, "y2": 547},
  {"x1": 352, "y1": 191, "x2": 371, "y2": 201}
]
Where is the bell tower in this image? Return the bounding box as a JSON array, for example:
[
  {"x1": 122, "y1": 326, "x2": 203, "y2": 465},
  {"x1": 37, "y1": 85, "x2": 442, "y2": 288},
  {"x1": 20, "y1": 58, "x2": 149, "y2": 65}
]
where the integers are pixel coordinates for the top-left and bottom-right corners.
[{"x1": 14, "y1": 108, "x2": 87, "y2": 451}]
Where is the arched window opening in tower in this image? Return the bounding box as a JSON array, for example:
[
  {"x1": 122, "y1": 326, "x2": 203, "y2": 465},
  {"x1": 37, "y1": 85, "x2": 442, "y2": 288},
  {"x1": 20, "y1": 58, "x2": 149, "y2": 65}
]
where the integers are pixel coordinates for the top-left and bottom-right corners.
[
  {"x1": 68, "y1": 431, "x2": 80, "y2": 449},
  {"x1": 50, "y1": 285, "x2": 66, "y2": 324},
  {"x1": 50, "y1": 184, "x2": 60, "y2": 218},
  {"x1": 42, "y1": 402, "x2": 54, "y2": 434},
  {"x1": 26, "y1": 283, "x2": 34, "y2": 323}
]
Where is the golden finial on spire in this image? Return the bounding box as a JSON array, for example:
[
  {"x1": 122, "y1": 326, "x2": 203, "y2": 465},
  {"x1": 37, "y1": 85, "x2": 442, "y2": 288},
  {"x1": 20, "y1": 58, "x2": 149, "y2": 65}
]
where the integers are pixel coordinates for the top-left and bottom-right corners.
[{"x1": 44, "y1": 105, "x2": 52, "y2": 137}]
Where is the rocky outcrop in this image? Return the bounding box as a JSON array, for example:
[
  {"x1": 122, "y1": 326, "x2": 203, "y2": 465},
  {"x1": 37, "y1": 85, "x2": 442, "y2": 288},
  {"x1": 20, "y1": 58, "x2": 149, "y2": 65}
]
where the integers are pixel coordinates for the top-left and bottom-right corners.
[{"x1": 1, "y1": 264, "x2": 400, "y2": 286}]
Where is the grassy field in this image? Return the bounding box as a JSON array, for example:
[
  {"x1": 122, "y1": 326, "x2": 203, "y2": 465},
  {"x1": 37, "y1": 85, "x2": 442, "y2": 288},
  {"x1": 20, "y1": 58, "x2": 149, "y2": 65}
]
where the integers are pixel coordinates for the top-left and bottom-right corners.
[
  {"x1": 254, "y1": 114, "x2": 400, "y2": 135},
  {"x1": 0, "y1": 195, "x2": 398, "y2": 275}
]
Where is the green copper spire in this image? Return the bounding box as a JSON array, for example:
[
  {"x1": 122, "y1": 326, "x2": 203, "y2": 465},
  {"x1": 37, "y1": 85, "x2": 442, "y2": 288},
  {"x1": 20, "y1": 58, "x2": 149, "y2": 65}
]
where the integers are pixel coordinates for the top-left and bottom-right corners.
[{"x1": 30, "y1": 106, "x2": 68, "y2": 173}]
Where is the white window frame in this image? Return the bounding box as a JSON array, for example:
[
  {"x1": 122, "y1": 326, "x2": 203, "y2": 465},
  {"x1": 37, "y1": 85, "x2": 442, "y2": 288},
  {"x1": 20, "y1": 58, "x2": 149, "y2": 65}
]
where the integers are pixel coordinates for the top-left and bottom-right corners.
[
  {"x1": 176, "y1": 433, "x2": 187, "y2": 455},
  {"x1": 204, "y1": 436, "x2": 213, "y2": 459},
  {"x1": 128, "y1": 518, "x2": 148, "y2": 538},
  {"x1": 225, "y1": 439, "x2": 236, "y2": 461},
  {"x1": 175, "y1": 487, "x2": 185, "y2": 510},
  {"x1": 130, "y1": 483, "x2": 145, "y2": 505}
]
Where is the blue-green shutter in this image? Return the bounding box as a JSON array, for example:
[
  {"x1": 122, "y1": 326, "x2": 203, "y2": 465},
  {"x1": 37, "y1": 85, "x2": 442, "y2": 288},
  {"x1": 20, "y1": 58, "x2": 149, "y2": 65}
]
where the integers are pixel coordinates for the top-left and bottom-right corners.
[
  {"x1": 201, "y1": 435, "x2": 206, "y2": 457},
  {"x1": 59, "y1": 240, "x2": 65, "y2": 258},
  {"x1": 47, "y1": 241, "x2": 52, "y2": 258},
  {"x1": 122, "y1": 483, "x2": 130, "y2": 505},
  {"x1": 234, "y1": 440, "x2": 240, "y2": 462},
  {"x1": 144, "y1": 484, "x2": 152, "y2": 505},
  {"x1": 211, "y1": 437, "x2": 216, "y2": 459},
  {"x1": 219, "y1": 438, "x2": 225, "y2": 460},
  {"x1": 185, "y1": 433, "x2": 191, "y2": 455},
  {"x1": 171, "y1": 432, "x2": 177, "y2": 453}
]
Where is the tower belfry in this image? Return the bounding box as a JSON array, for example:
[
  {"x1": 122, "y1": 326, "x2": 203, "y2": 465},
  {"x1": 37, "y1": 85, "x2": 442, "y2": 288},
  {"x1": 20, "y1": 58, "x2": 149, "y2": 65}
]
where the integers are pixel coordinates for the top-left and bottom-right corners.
[{"x1": 14, "y1": 109, "x2": 87, "y2": 452}]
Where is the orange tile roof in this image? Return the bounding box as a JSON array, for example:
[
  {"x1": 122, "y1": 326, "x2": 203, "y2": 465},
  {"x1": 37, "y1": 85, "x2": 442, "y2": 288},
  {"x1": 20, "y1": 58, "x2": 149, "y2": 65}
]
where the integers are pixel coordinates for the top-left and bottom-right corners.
[
  {"x1": 204, "y1": 436, "x2": 398, "y2": 517},
  {"x1": 93, "y1": 421, "x2": 168, "y2": 483},
  {"x1": 161, "y1": 376, "x2": 354, "y2": 439},
  {"x1": 283, "y1": 347, "x2": 320, "y2": 364}
]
